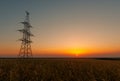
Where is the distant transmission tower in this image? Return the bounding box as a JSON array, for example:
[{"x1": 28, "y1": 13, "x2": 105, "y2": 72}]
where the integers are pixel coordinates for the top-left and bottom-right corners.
[{"x1": 18, "y1": 11, "x2": 33, "y2": 57}]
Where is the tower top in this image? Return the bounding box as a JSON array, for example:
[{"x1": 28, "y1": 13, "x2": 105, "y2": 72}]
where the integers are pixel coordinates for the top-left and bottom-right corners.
[
  {"x1": 26, "y1": 11, "x2": 29, "y2": 15},
  {"x1": 24, "y1": 11, "x2": 30, "y2": 24}
]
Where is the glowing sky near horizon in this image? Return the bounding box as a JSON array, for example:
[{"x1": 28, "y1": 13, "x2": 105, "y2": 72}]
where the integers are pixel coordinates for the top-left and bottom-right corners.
[{"x1": 0, "y1": 0, "x2": 120, "y2": 57}]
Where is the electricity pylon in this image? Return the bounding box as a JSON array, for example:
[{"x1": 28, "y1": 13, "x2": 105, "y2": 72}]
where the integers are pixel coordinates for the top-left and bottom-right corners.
[{"x1": 18, "y1": 11, "x2": 33, "y2": 57}]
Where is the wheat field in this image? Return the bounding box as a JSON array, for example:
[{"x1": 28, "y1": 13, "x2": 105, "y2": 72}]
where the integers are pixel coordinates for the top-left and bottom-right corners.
[{"x1": 0, "y1": 58, "x2": 120, "y2": 81}]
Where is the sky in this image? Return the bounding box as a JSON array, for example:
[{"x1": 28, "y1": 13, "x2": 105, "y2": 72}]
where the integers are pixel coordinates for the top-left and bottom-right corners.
[{"x1": 0, "y1": 0, "x2": 120, "y2": 57}]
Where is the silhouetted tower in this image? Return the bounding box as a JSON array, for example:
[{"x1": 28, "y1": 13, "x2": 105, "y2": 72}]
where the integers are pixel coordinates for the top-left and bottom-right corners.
[{"x1": 18, "y1": 11, "x2": 33, "y2": 57}]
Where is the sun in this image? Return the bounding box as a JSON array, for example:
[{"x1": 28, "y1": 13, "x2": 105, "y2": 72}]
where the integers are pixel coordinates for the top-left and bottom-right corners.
[{"x1": 69, "y1": 48, "x2": 84, "y2": 57}]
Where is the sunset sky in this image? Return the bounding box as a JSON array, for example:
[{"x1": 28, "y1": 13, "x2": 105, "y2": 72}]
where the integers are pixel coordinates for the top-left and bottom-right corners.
[{"x1": 0, "y1": 0, "x2": 120, "y2": 57}]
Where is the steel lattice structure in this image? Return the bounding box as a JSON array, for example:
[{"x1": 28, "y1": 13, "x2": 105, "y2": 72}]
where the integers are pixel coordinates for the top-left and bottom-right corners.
[{"x1": 18, "y1": 11, "x2": 33, "y2": 57}]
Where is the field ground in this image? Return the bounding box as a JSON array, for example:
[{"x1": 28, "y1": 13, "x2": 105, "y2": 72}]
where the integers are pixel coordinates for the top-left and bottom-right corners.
[{"x1": 0, "y1": 58, "x2": 120, "y2": 81}]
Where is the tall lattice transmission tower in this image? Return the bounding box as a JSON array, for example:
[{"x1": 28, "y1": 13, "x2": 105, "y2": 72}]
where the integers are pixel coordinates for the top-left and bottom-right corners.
[{"x1": 18, "y1": 11, "x2": 33, "y2": 57}]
